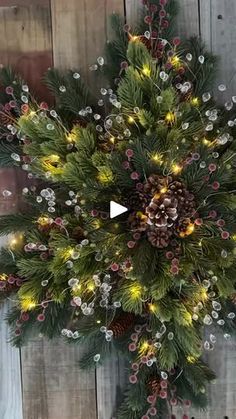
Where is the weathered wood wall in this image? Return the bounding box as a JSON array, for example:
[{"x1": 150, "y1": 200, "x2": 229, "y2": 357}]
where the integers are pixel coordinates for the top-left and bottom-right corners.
[{"x1": 0, "y1": 1, "x2": 236, "y2": 418}]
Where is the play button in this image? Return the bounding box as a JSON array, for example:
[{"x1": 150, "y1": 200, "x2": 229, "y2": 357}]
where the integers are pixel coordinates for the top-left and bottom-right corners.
[{"x1": 110, "y1": 201, "x2": 128, "y2": 219}]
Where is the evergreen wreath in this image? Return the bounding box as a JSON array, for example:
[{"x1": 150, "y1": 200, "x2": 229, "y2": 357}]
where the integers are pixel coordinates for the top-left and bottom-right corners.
[{"x1": 0, "y1": 1, "x2": 236, "y2": 418}]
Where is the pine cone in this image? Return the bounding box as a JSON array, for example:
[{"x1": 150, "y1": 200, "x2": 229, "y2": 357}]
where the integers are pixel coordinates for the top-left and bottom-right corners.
[
  {"x1": 109, "y1": 311, "x2": 136, "y2": 339},
  {"x1": 146, "y1": 196, "x2": 178, "y2": 228},
  {"x1": 147, "y1": 227, "x2": 172, "y2": 248},
  {"x1": 147, "y1": 376, "x2": 161, "y2": 395}
]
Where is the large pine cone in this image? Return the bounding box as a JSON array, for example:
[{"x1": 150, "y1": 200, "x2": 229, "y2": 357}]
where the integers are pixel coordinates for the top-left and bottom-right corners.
[{"x1": 146, "y1": 196, "x2": 178, "y2": 228}]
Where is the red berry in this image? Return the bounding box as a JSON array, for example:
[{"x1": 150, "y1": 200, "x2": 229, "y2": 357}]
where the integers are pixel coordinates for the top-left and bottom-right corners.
[
  {"x1": 148, "y1": 407, "x2": 157, "y2": 416},
  {"x1": 182, "y1": 415, "x2": 189, "y2": 419},
  {"x1": 120, "y1": 61, "x2": 128, "y2": 69},
  {"x1": 132, "y1": 362, "x2": 139, "y2": 371},
  {"x1": 161, "y1": 19, "x2": 169, "y2": 28},
  {"x1": 209, "y1": 210, "x2": 217, "y2": 218},
  {"x1": 141, "y1": 416, "x2": 149, "y2": 419},
  {"x1": 160, "y1": 380, "x2": 168, "y2": 388},
  {"x1": 21, "y1": 312, "x2": 30, "y2": 322},
  {"x1": 40, "y1": 101, "x2": 49, "y2": 110},
  {"x1": 129, "y1": 374, "x2": 138, "y2": 384},
  {"x1": 209, "y1": 163, "x2": 217, "y2": 172},
  {"x1": 184, "y1": 399, "x2": 192, "y2": 407},
  {"x1": 170, "y1": 397, "x2": 178, "y2": 406},
  {"x1": 110, "y1": 263, "x2": 119, "y2": 272},
  {"x1": 123, "y1": 24, "x2": 130, "y2": 32},
  {"x1": 159, "y1": 0, "x2": 167, "y2": 5},
  {"x1": 4, "y1": 103, "x2": 11, "y2": 111},
  {"x1": 131, "y1": 333, "x2": 138, "y2": 342},
  {"x1": 133, "y1": 232, "x2": 141, "y2": 240},
  {"x1": 130, "y1": 172, "x2": 140, "y2": 180},
  {"x1": 127, "y1": 241, "x2": 136, "y2": 249},
  {"x1": 212, "y1": 181, "x2": 220, "y2": 190},
  {"x1": 195, "y1": 218, "x2": 203, "y2": 226},
  {"x1": 91, "y1": 210, "x2": 98, "y2": 217},
  {"x1": 37, "y1": 313, "x2": 45, "y2": 322},
  {"x1": 172, "y1": 258, "x2": 179, "y2": 266},
  {"x1": 5, "y1": 86, "x2": 14, "y2": 95},
  {"x1": 15, "y1": 329, "x2": 21, "y2": 336},
  {"x1": 21, "y1": 104, "x2": 29, "y2": 113},
  {"x1": 126, "y1": 148, "x2": 134, "y2": 158},
  {"x1": 9, "y1": 100, "x2": 17, "y2": 108},
  {"x1": 221, "y1": 231, "x2": 230, "y2": 240},
  {"x1": 159, "y1": 390, "x2": 167, "y2": 399},
  {"x1": 128, "y1": 343, "x2": 137, "y2": 352},
  {"x1": 122, "y1": 161, "x2": 130, "y2": 169},
  {"x1": 170, "y1": 266, "x2": 179, "y2": 275},
  {"x1": 150, "y1": 4, "x2": 158, "y2": 13},
  {"x1": 216, "y1": 219, "x2": 225, "y2": 227},
  {"x1": 147, "y1": 394, "x2": 156, "y2": 404},
  {"x1": 173, "y1": 37, "x2": 181, "y2": 46},
  {"x1": 159, "y1": 9, "x2": 166, "y2": 17},
  {"x1": 144, "y1": 15, "x2": 153, "y2": 24},
  {"x1": 166, "y1": 251, "x2": 174, "y2": 260}
]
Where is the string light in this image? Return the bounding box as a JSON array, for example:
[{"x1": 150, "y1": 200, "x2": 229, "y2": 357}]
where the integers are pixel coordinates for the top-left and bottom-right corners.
[
  {"x1": 130, "y1": 35, "x2": 139, "y2": 41},
  {"x1": 142, "y1": 66, "x2": 151, "y2": 77},
  {"x1": 9, "y1": 233, "x2": 24, "y2": 249},
  {"x1": 191, "y1": 97, "x2": 200, "y2": 106},
  {"x1": 128, "y1": 116, "x2": 135, "y2": 124},
  {"x1": 66, "y1": 134, "x2": 74, "y2": 143},
  {"x1": 20, "y1": 298, "x2": 37, "y2": 311},
  {"x1": 130, "y1": 284, "x2": 141, "y2": 298},
  {"x1": 160, "y1": 187, "x2": 168, "y2": 194},
  {"x1": 171, "y1": 163, "x2": 182, "y2": 175},
  {"x1": 110, "y1": 136, "x2": 115, "y2": 144},
  {"x1": 186, "y1": 223, "x2": 195, "y2": 235},
  {"x1": 171, "y1": 55, "x2": 180, "y2": 67},
  {"x1": 149, "y1": 303, "x2": 156, "y2": 313},
  {"x1": 87, "y1": 283, "x2": 95, "y2": 292},
  {"x1": 97, "y1": 168, "x2": 113, "y2": 184},
  {"x1": 165, "y1": 112, "x2": 176, "y2": 124},
  {"x1": 202, "y1": 137, "x2": 211, "y2": 146},
  {"x1": 151, "y1": 153, "x2": 163, "y2": 164},
  {"x1": 37, "y1": 216, "x2": 51, "y2": 226}
]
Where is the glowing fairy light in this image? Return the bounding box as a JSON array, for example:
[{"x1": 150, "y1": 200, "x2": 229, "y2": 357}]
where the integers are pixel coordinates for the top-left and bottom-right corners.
[
  {"x1": 142, "y1": 66, "x2": 151, "y2": 77},
  {"x1": 172, "y1": 164, "x2": 182, "y2": 175}
]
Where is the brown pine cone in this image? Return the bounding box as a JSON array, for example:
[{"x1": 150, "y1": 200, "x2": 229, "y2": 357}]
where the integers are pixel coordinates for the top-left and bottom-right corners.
[
  {"x1": 147, "y1": 376, "x2": 161, "y2": 395},
  {"x1": 147, "y1": 227, "x2": 172, "y2": 248},
  {"x1": 109, "y1": 311, "x2": 136, "y2": 339}
]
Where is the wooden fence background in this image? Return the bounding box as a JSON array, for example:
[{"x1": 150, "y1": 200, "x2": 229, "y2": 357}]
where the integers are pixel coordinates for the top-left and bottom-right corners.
[{"x1": 0, "y1": 1, "x2": 236, "y2": 418}]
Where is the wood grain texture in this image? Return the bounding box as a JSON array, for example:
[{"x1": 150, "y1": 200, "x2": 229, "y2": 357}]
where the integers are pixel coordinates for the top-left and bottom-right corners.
[
  {"x1": 0, "y1": 1, "x2": 52, "y2": 100},
  {"x1": 125, "y1": 0, "x2": 143, "y2": 30},
  {"x1": 176, "y1": 0, "x2": 199, "y2": 38},
  {"x1": 96, "y1": 355, "x2": 128, "y2": 419},
  {"x1": 51, "y1": 0, "x2": 124, "y2": 82},
  {"x1": 191, "y1": 334, "x2": 236, "y2": 419},
  {"x1": 21, "y1": 338, "x2": 97, "y2": 419},
  {"x1": 200, "y1": 0, "x2": 236, "y2": 94},
  {"x1": 0, "y1": 296, "x2": 23, "y2": 419}
]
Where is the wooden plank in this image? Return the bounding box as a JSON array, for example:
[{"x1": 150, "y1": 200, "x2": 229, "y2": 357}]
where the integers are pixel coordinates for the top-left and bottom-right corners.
[
  {"x1": 125, "y1": 0, "x2": 143, "y2": 30},
  {"x1": 96, "y1": 355, "x2": 128, "y2": 419},
  {"x1": 21, "y1": 338, "x2": 97, "y2": 419},
  {"x1": 0, "y1": 1, "x2": 52, "y2": 100},
  {"x1": 177, "y1": 0, "x2": 200, "y2": 38},
  {"x1": 191, "y1": 335, "x2": 236, "y2": 419},
  {"x1": 0, "y1": 300, "x2": 23, "y2": 419},
  {"x1": 200, "y1": 0, "x2": 236, "y2": 93},
  {"x1": 0, "y1": 235, "x2": 23, "y2": 419},
  {"x1": 51, "y1": 0, "x2": 124, "y2": 83}
]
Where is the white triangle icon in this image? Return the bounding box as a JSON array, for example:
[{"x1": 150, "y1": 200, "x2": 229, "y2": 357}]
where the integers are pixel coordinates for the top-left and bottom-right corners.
[{"x1": 110, "y1": 201, "x2": 128, "y2": 219}]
